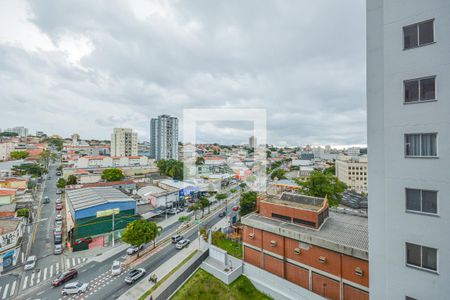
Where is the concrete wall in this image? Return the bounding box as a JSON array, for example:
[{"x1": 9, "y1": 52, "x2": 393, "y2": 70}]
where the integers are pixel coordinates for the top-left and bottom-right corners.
[{"x1": 243, "y1": 262, "x2": 325, "y2": 300}]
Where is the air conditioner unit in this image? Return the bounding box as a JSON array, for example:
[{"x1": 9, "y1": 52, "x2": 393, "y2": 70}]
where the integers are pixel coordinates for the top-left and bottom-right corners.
[
  {"x1": 248, "y1": 233, "x2": 255, "y2": 239},
  {"x1": 319, "y1": 256, "x2": 327, "y2": 264},
  {"x1": 270, "y1": 240, "x2": 277, "y2": 247},
  {"x1": 294, "y1": 247, "x2": 301, "y2": 255},
  {"x1": 355, "y1": 267, "x2": 364, "y2": 276}
]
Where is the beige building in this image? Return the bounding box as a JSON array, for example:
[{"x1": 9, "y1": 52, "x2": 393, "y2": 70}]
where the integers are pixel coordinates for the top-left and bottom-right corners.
[
  {"x1": 111, "y1": 128, "x2": 138, "y2": 157},
  {"x1": 0, "y1": 143, "x2": 15, "y2": 161},
  {"x1": 335, "y1": 155, "x2": 368, "y2": 193}
]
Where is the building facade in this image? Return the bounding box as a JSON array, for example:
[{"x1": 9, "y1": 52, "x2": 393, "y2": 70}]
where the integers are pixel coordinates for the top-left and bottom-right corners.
[
  {"x1": 110, "y1": 128, "x2": 138, "y2": 157},
  {"x1": 241, "y1": 193, "x2": 369, "y2": 300},
  {"x1": 335, "y1": 155, "x2": 368, "y2": 193},
  {"x1": 150, "y1": 115, "x2": 178, "y2": 160},
  {"x1": 5, "y1": 127, "x2": 28, "y2": 137},
  {"x1": 367, "y1": 1, "x2": 450, "y2": 299}
]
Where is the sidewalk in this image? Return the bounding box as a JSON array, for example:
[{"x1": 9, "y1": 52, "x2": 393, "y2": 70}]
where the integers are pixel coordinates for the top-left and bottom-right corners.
[{"x1": 118, "y1": 239, "x2": 207, "y2": 300}]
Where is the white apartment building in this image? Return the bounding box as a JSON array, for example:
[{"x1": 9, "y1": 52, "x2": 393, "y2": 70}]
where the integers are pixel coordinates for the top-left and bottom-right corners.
[
  {"x1": 5, "y1": 127, "x2": 28, "y2": 137},
  {"x1": 72, "y1": 155, "x2": 151, "y2": 168},
  {"x1": 150, "y1": 115, "x2": 178, "y2": 160},
  {"x1": 368, "y1": 1, "x2": 450, "y2": 299},
  {"x1": 110, "y1": 128, "x2": 138, "y2": 157},
  {"x1": 0, "y1": 143, "x2": 15, "y2": 161},
  {"x1": 335, "y1": 155, "x2": 368, "y2": 193}
]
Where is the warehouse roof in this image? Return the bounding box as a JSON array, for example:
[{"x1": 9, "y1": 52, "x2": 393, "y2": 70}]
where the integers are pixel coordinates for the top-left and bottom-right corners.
[{"x1": 66, "y1": 186, "x2": 134, "y2": 211}]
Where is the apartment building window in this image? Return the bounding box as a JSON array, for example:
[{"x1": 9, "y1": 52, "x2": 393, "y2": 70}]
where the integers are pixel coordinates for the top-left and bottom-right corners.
[
  {"x1": 406, "y1": 243, "x2": 438, "y2": 272},
  {"x1": 405, "y1": 133, "x2": 437, "y2": 157},
  {"x1": 404, "y1": 76, "x2": 436, "y2": 103},
  {"x1": 406, "y1": 188, "x2": 437, "y2": 215},
  {"x1": 403, "y1": 19, "x2": 434, "y2": 49},
  {"x1": 272, "y1": 213, "x2": 291, "y2": 222}
]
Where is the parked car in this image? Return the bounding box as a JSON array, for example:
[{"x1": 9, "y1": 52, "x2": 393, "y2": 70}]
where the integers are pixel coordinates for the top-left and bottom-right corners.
[
  {"x1": 126, "y1": 245, "x2": 144, "y2": 255},
  {"x1": 171, "y1": 235, "x2": 183, "y2": 244},
  {"x1": 55, "y1": 214, "x2": 63, "y2": 221},
  {"x1": 218, "y1": 211, "x2": 226, "y2": 217},
  {"x1": 54, "y1": 244, "x2": 63, "y2": 255},
  {"x1": 55, "y1": 203, "x2": 63, "y2": 211},
  {"x1": 166, "y1": 208, "x2": 177, "y2": 215},
  {"x1": 54, "y1": 234, "x2": 62, "y2": 245},
  {"x1": 111, "y1": 261, "x2": 122, "y2": 276},
  {"x1": 52, "y1": 268, "x2": 78, "y2": 287},
  {"x1": 56, "y1": 171, "x2": 62, "y2": 176},
  {"x1": 175, "y1": 239, "x2": 190, "y2": 250},
  {"x1": 232, "y1": 205, "x2": 240, "y2": 211},
  {"x1": 56, "y1": 189, "x2": 63, "y2": 195},
  {"x1": 43, "y1": 196, "x2": 50, "y2": 204},
  {"x1": 124, "y1": 268, "x2": 146, "y2": 284},
  {"x1": 55, "y1": 220, "x2": 63, "y2": 228},
  {"x1": 61, "y1": 281, "x2": 88, "y2": 295},
  {"x1": 73, "y1": 237, "x2": 93, "y2": 246},
  {"x1": 55, "y1": 198, "x2": 62, "y2": 204},
  {"x1": 24, "y1": 256, "x2": 37, "y2": 271}
]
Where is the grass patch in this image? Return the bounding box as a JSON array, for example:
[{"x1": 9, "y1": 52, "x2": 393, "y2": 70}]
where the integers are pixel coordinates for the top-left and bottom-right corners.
[
  {"x1": 213, "y1": 237, "x2": 243, "y2": 259},
  {"x1": 171, "y1": 268, "x2": 272, "y2": 300},
  {"x1": 138, "y1": 250, "x2": 198, "y2": 300}
]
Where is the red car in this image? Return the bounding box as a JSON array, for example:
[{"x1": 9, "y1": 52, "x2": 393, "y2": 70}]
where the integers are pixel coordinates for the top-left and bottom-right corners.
[
  {"x1": 232, "y1": 205, "x2": 240, "y2": 211},
  {"x1": 52, "y1": 268, "x2": 78, "y2": 287},
  {"x1": 55, "y1": 203, "x2": 63, "y2": 211},
  {"x1": 73, "y1": 237, "x2": 93, "y2": 246}
]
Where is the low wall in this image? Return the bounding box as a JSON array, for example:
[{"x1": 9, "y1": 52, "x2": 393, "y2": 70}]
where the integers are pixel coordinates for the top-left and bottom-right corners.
[{"x1": 243, "y1": 262, "x2": 325, "y2": 300}]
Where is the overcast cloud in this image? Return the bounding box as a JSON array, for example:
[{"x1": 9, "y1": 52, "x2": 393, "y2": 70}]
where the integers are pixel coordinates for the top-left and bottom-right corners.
[{"x1": 0, "y1": 0, "x2": 366, "y2": 146}]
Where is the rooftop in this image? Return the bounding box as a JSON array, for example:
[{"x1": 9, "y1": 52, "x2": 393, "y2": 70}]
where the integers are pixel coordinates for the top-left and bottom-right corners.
[
  {"x1": 66, "y1": 186, "x2": 134, "y2": 211},
  {"x1": 0, "y1": 219, "x2": 21, "y2": 234},
  {"x1": 242, "y1": 210, "x2": 368, "y2": 260},
  {"x1": 262, "y1": 192, "x2": 326, "y2": 212}
]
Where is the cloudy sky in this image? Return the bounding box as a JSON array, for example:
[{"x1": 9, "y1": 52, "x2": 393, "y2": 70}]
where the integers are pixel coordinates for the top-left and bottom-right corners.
[{"x1": 0, "y1": 0, "x2": 366, "y2": 147}]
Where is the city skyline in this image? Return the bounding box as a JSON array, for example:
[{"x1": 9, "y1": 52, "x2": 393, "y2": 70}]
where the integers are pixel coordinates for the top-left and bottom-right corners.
[{"x1": 0, "y1": 0, "x2": 365, "y2": 146}]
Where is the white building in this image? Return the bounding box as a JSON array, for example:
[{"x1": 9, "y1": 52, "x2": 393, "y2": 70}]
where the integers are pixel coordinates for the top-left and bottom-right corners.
[
  {"x1": 367, "y1": 1, "x2": 450, "y2": 299},
  {"x1": 0, "y1": 143, "x2": 15, "y2": 161},
  {"x1": 249, "y1": 136, "x2": 257, "y2": 148},
  {"x1": 5, "y1": 127, "x2": 28, "y2": 137},
  {"x1": 335, "y1": 155, "x2": 368, "y2": 193},
  {"x1": 150, "y1": 115, "x2": 178, "y2": 160},
  {"x1": 73, "y1": 156, "x2": 151, "y2": 168},
  {"x1": 111, "y1": 128, "x2": 138, "y2": 157}
]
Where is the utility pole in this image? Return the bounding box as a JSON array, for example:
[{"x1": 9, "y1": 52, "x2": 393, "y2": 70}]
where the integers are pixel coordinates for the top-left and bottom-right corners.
[{"x1": 112, "y1": 212, "x2": 115, "y2": 247}]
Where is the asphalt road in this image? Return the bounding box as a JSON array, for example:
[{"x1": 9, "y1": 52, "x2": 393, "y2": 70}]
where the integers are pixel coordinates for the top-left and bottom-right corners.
[{"x1": 16, "y1": 195, "x2": 239, "y2": 300}]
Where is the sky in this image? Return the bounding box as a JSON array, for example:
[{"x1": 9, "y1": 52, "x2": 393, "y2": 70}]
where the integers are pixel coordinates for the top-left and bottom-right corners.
[{"x1": 0, "y1": 0, "x2": 366, "y2": 147}]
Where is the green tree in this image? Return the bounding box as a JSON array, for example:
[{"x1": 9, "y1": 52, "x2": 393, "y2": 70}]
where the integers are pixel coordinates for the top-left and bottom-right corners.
[
  {"x1": 10, "y1": 151, "x2": 29, "y2": 160},
  {"x1": 216, "y1": 193, "x2": 227, "y2": 201},
  {"x1": 11, "y1": 163, "x2": 46, "y2": 177},
  {"x1": 239, "y1": 183, "x2": 247, "y2": 188},
  {"x1": 39, "y1": 150, "x2": 57, "y2": 166},
  {"x1": 270, "y1": 169, "x2": 286, "y2": 180},
  {"x1": 301, "y1": 171, "x2": 347, "y2": 207},
  {"x1": 323, "y1": 164, "x2": 336, "y2": 176},
  {"x1": 199, "y1": 197, "x2": 211, "y2": 216},
  {"x1": 239, "y1": 191, "x2": 257, "y2": 216},
  {"x1": 45, "y1": 137, "x2": 64, "y2": 151},
  {"x1": 101, "y1": 168, "x2": 125, "y2": 182},
  {"x1": 157, "y1": 159, "x2": 184, "y2": 180},
  {"x1": 56, "y1": 178, "x2": 66, "y2": 189},
  {"x1": 0, "y1": 132, "x2": 18, "y2": 137},
  {"x1": 16, "y1": 208, "x2": 30, "y2": 218},
  {"x1": 122, "y1": 220, "x2": 153, "y2": 257},
  {"x1": 67, "y1": 175, "x2": 77, "y2": 185},
  {"x1": 178, "y1": 215, "x2": 191, "y2": 223},
  {"x1": 195, "y1": 157, "x2": 205, "y2": 165}
]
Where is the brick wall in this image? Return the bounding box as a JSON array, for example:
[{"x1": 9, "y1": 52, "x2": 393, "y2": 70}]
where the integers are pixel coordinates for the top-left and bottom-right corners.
[{"x1": 312, "y1": 272, "x2": 340, "y2": 300}]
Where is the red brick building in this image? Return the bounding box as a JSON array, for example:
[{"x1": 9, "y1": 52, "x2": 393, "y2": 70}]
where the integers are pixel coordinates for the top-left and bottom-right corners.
[{"x1": 241, "y1": 192, "x2": 369, "y2": 300}]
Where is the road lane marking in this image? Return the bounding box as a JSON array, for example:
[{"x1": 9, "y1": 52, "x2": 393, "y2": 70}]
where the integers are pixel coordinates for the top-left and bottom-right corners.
[
  {"x1": 72, "y1": 258, "x2": 76, "y2": 266},
  {"x1": 36, "y1": 269, "x2": 41, "y2": 283},
  {"x1": 56, "y1": 262, "x2": 60, "y2": 273},
  {"x1": 10, "y1": 280, "x2": 16, "y2": 296},
  {"x1": 22, "y1": 276, "x2": 28, "y2": 289},
  {"x1": 50, "y1": 265, "x2": 54, "y2": 277},
  {"x1": 66, "y1": 259, "x2": 70, "y2": 269},
  {"x1": 43, "y1": 267, "x2": 48, "y2": 280},
  {"x1": 2, "y1": 283, "x2": 9, "y2": 299}
]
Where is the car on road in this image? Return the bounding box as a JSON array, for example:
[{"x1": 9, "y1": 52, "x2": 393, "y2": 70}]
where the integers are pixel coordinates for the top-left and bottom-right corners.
[
  {"x1": 166, "y1": 208, "x2": 177, "y2": 215},
  {"x1": 24, "y1": 256, "x2": 37, "y2": 271},
  {"x1": 52, "y1": 268, "x2": 78, "y2": 287},
  {"x1": 43, "y1": 196, "x2": 50, "y2": 204},
  {"x1": 111, "y1": 260, "x2": 122, "y2": 276},
  {"x1": 232, "y1": 205, "x2": 240, "y2": 211},
  {"x1": 126, "y1": 245, "x2": 144, "y2": 255},
  {"x1": 54, "y1": 234, "x2": 62, "y2": 244},
  {"x1": 124, "y1": 268, "x2": 146, "y2": 284},
  {"x1": 55, "y1": 198, "x2": 62, "y2": 204},
  {"x1": 61, "y1": 281, "x2": 88, "y2": 295},
  {"x1": 55, "y1": 214, "x2": 63, "y2": 221},
  {"x1": 56, "y1": 189, "x2": 63, "y2": 194},
  {"x1": 54, "y1": 244, "x2": 63, "y2": 255},
  {"x1": 175, "y1": 239, "x2": 190, "y2": 250},
  {"x1": 56, "y1": 171, "x2": 62, "y2": 176},
  {"x1": 218, "y1": 211, "x2": 226, "y2": 217},
  {"x1": 55, "y1": 220, "x2": 63, "y2": 228},
  {"x1": 55, "y1": 203, "x2": 63, "y2": 211},
  {"x1": 171, "y1": 235, "x2": 183, "y2": 244}
]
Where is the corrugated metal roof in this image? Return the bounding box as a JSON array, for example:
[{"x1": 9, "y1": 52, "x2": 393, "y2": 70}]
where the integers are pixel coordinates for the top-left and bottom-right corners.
[{"x1": 66, "y1": 187, "x2": 134, "y2": 211}]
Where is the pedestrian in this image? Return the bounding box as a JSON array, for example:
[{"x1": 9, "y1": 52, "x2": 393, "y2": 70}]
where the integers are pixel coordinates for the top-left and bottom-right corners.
[{"x1": 149, "y1": 296, "x2": 153, "y2": 300}]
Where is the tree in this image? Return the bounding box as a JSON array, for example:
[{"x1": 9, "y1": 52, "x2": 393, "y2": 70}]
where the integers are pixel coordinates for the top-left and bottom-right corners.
[
  {"x1": 122, "y1": 220, "x2": 162, "y2": 257},
  {"x1": 323, "y1": 164, "x2": 336, "y2": 176},
  {"x1": 216, "y1": 193, "x2": 227, "y2": 201},
  {"x1": 67, "y1": 175, "x2": 77, "y2": 185},
  {"x1": 199, "y1": 197, "x2": 211, "y2": 216},
  {"x1": 16, "y1": 208, "x2": 30, "y2": 218},
  {"x1": 157, "y1": 159, "x2": 184, "y2": 180},
  {"x1": 301, "y1": 171, "x2": 347, "y2": 207},
  {"x1": 57, "y1": 178, "x2": 66, "y2": 189},
  {"x1": 11, "y1": 163, "x2": 46, "y2": 177},
  {"x1": 0, "y1": 132, "x2": 18, "y2": 137},
  {"x1": 101, "y1": 168, "x2": 124, "y2": 182},
  {"x1": 10, "y1": 151, "x2": 29, "y2": 160},
  {"x1": 239, "y1": 182, "x2": 247, "y2": 188},
  {"x1": 195, "y1": 157, "x2": 205, "y2": 165},
  {"x1": 270, "y1": 169, "x2": 286, "y2": 180},
  {"x1": 39, "y1": 150, "x2": 58, "y2": 166},
  {"x1": 45, "y1": 137, "x2": 64, "y2": 151},
  {"x1": 239, "y1": 191, "x2": 257, "y2": 216}
]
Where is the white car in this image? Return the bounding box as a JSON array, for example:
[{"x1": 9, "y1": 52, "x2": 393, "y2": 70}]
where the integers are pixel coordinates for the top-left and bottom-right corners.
[
  {"x1": 55, "y1": 220, "x2": 63, "y2": 228},
  {"x1": 126, "y1": 245, "x2": 143, "y2": 255},
  {"x1": 55, "y1": 214, "x2": 63, "y2": 221},
  {"x1": 24, "y1": 256, "x2": 37, "y2": 271},
  {"x1": 175, "y1": 239, "x2": 190, "y2": 250},
  {"x1": 54, "y1": 244, "x2": 63, "y2": 255},
  {"x1": 61, "y1": 281, "x2": 89, "y2": 295},
  {"x1": 111, "y1": 260, "x2": 122, "y2": 276}
]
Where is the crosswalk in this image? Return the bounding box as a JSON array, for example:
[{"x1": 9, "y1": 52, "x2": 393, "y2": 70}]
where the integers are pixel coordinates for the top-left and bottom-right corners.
[
  {"x1": 21, "y1": 257, "x2": 88, "y2": 290},
  {"x1": 0, "y1": 280, "x2": 17, "y2": 300}
]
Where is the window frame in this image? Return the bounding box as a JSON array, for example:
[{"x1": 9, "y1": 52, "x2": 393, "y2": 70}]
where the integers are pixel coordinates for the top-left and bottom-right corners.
[
  {"x1": 405, "y1": 242, "x2": 439, "y2": 273},
  {"x1": 403, "y1": 19, "x2": 435, "y2": 50},
  {"x1": 404, "y1": 133, "x2": 438, "y2": 158},
  {"x1": 403, "y1": 76, "x2": 437, "y2": 104},
  {"x1": 405, "y1": 188, "x2": 439, "y2": 216}
]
